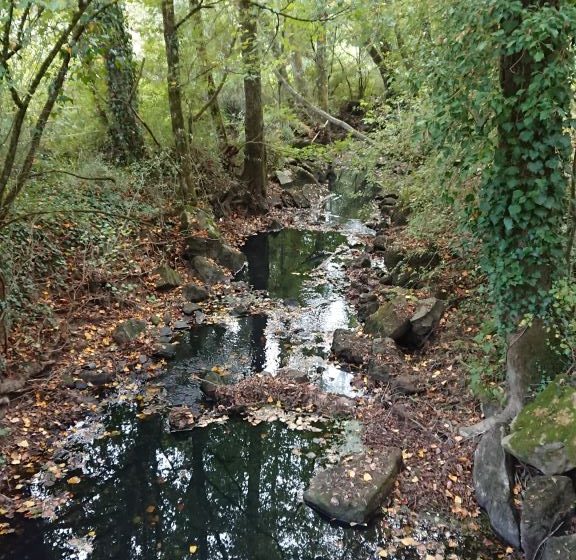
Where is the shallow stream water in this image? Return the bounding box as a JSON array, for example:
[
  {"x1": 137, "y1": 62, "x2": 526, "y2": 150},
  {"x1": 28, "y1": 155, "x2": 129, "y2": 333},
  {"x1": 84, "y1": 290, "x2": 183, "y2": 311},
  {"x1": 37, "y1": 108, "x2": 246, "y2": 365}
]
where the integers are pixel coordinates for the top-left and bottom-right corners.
[{"x1": 0, "y1": 172, "x2": 497, "y2": 560}]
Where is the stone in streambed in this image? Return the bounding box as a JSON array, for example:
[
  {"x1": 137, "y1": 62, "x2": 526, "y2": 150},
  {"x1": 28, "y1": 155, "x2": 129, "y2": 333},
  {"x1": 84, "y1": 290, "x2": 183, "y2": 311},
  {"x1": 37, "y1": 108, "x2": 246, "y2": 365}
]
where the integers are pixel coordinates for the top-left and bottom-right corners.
[
  {"x1": 364, "y1": 299, "x2": 411, "y2": 341},
  {"x1": 473, "y1": 425, "x2": 520, "y2": 548},
  {"x1": 183, "y1": 283, "x2": 209, "y2": 303},
  {"x1": 521, "y1": 475, "x2": 575, "y2": 560},
  {"x1": 276, "y1": 368, "x2": 309, "y2": 384},
  {"x1": 192, "y1": 256, "x2": 226, "y2": 285},
  {"x1": 331, "y1": 329, "x2": 369, "y2": 365},
  {"x1": 112, "y1": 319, "x2": 147, "y2": 345},
  {"x1": 201, "y1": 370, "x2": 224, "y2": 399},
  {"x1": 155, "y1": 265, "x2": 183, "y2": 290},
  {"x1": 304, "y1": 449, "x2": 402, "y2": 524}
]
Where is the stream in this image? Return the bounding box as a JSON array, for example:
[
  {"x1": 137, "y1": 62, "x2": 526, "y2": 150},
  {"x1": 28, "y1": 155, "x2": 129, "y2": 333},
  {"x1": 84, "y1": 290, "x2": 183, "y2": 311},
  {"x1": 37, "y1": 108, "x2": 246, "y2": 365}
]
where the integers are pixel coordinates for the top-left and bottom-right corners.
[{"x1": 0, "y1": 172, "x2": 495, "y2": 559}]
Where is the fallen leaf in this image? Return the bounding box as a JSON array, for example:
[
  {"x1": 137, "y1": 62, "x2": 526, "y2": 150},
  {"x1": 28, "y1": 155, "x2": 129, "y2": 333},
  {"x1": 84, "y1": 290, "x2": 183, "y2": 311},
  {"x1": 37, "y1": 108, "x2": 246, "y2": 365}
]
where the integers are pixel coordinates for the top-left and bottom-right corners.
[
  {"x1": 67, "y1": 476, "x2": 81, "y2": 485},
  {"x1": 363, "y1": 473, "x2": 373, "y2": 481},
  {"x1": 189, "y1": 544, "x2": 198, "y2": 554}
]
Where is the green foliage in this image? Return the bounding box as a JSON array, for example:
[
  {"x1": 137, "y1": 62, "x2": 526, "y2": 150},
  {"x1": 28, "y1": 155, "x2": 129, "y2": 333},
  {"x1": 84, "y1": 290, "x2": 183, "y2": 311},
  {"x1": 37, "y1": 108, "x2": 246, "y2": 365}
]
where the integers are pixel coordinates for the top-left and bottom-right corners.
[{"x1": 428, "y1": 0, "x2": 576, "y2": 333}]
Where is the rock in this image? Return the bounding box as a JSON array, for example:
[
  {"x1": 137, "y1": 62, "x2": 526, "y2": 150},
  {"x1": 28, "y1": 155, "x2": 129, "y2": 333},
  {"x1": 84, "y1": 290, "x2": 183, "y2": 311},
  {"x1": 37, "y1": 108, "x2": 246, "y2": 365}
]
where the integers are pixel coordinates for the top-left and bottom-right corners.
[
  {"x1": 331, "y1": 329, "x2": 368, "y2": 365},
  {"x1": 79, "y1": 370, "x2": 114, "y2": 386},
  {"x1": 192, "y1": 256, "x2": 226, "y2": 285},
  {"x1": 351, "y1": 253, "x2": 371, "y2": 268},
  {"x1": 521, "y1": 476, "x2": 575, "y2": 560},
  {"x1": 159, "y1": 326, "x2": 173, "y2": 338},
  {"x1": 391, "y1": 375, "x2": 421, "y2": 395},
  {"x1": 112, "y1": 319, "x2": 147, "y2": 345},
  {"x1": 182, "y1": 302, "x2": 201, "y2": 315},
  {"x1": 502, "y1": 382, "x2": 576, "y2": 475},
  {"x1": 155, "y1": 265, "x2": 183, "y2": 290},
  {"x1": 542, "y1": 535, "x2": 576, "y2": 560},
  {"x1": 180, "y1": 206, "x2": 221, "y2": 238},
  {"x1": 473, "y1": 425, "x2": 520, "y2": 548},
  {"x1": 275, "y1": 169, "x2": 294, "y2": 186},
  {"x1": 281, "y1": 189, "x2": 311, "y2": 209},
  {"x1": 373, "y1": 235, "x2": 387, "y2": 252},
  {"x1": 304, "y1": 449, "x2": 402, "y2": 524},
  {"x1": 201, "y1": 371, "x2": 224, "y2": 399},
  {"x1": 185, "y1": 236, "x2": 246, "y2": 273},
  {"x1": 366, "y1": 359, "x2": 390, "y2": 383},
  {"x1": 372, "y1": 337, "x2": 401, "y2": 358},
  {"x1": 364, "y1": 299, "x2": 411, "y2": 341},
  {"x1": 230, "y1": 304, "x2": 250, "y2": 317},
  {"x1": 174, "y1": 320, "x2": 190, "y2": 330},
  {"x1": 195, "y1": 310, "x2": 206, "y2": 324},
  {"x1": 268, "y1": 219, "x2": 283, "y2": 232},
  {"x1": 183, "y1": 283, "x2": 209, "y2": 303},
  {"x1": 154, "y1": 343, "x2": 178, "y2": 360},
  {"x1": 277, "y1": 368, "x2": 309, "y2": 384},
  {"x1": 358, "y1": 301, "x2": 380, "y2": 322},
  {"x1": 150, "y1": 315, "x2": 162, "y2": 326},
  {"x1": 379, "y1": 197, "x2": 398, "y2": 207},
  {"x1": 410, "y1": 298, "x2": 446, "y2": 338}
]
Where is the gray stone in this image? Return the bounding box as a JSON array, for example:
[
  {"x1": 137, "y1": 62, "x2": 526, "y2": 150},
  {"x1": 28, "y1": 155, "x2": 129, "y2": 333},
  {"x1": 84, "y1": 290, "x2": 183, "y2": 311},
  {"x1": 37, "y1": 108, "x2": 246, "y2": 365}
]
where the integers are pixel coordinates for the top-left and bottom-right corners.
[
  {"x1": 410, "y1": 298, "x2": 446, "y2": 338},
  {"x1": 366, "y1": 359, "x2": 390, "y2": 383},
  {"x1": 391, "y1": 375, "x2": 421, "y2": 395},
  {"x1": 180, "y1": 207, "x2": 221, "y2": 238},
  {"x1": 183, "y1": 283, "x2": 209, "y2": 303},
  {"x1": 364, "y1": 300, "x2": 411, "y2": 341},
  {"x1": 351, "y1": 254, "x2": 371, "y2": 268},
  {"x1": 373, "y1": 235, "x2": 387, "y2": 252},
  {"x1": 331, "y1": 329, "x2": 369, "y2": 365},
  {"x1": 277, "y1": 368, "x2": 309, "y2": 384},
  {"x1": 372, "y1": 337, "x2": 401, "y2": 357},
  {"x1": 112, "y1": 319, "x2": 147, "y2": 344},
  {"x1": 155, "y1": 265, "x2": 183, "y2": 290},
  {"x1": 542, "y1": 535, "x2": 576, "y2": 560},
  {"x1": 185, "y1": 236, "x2": 246, "y2": 273},
  {"x1": 304, "y1": 448, "x2": 402, "y2": 524},
  {"x1": 150, "y1": 315, "x2": 162, "y2": 326},
  {"x1": 154, "y1": 343, "x2": 178, "y2": 360},
  {"x1": 192, "y1": 256, "x2": 226, "y2": 285},
  {"x1": 275, "y1": 169, "x2": 294, "y2": 186},
  {"x1": 182, "y1": 303, "x2": 201, "y2": 315},
  {"x1": 473, "y1": 425, "x2": 520, "y2": 548},
  {"x1": 79, "y1": 370, "x2": 114, "y2": 386},
  {"x1": 174, "y1": 320, "x2": 190, "y2": 330},
  {"x1": 521, "y1": 476, "x2": 575, "y2": 560}
]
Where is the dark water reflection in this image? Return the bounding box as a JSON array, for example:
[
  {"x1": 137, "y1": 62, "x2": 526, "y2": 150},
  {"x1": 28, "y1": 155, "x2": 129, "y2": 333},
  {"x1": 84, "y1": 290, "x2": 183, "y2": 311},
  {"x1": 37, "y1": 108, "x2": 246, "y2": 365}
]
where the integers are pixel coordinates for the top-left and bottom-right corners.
[{"x1": 0, "y1": 409, "x2": 384, "y2": 560}]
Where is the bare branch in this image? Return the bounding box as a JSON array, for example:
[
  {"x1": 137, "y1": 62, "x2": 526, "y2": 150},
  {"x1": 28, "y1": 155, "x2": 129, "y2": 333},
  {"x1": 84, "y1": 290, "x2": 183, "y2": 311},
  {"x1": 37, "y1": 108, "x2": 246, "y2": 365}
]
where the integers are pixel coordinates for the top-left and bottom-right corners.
[{"x1": 248, "y1": 2, "x2": 349, "y2": 23}]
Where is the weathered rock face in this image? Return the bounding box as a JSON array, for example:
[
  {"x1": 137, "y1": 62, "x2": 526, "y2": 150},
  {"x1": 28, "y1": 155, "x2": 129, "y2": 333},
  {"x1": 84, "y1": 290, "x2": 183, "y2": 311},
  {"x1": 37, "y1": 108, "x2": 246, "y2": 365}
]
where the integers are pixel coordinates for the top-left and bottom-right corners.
[
  {"x1": 364, "y1": 299, "x2": 411, "y2": 341},
  {"x1": 304, "y1": 448, "x2": 402, "y2": 524},
  {"x1": 410, "y1": 298, "x2": 446, "y2": 340},
  {"x1": 180, "y1": 207, "x2": 221, "y2": 239},
  {"x1": 331, "y1": 329, "x2": 369, "y2": 365},
  {"x1": 192, "y1": 256, "x2": 226, "y2": 285},
  {"x1": 521, "y1": 476, "x2": 575, "y2": 560},
  {"x1": 502, "y1": 381, "x2": 576, "y2": 475},
  {"x1": 281, "y1": 189, "x2": 311, "y2": 209},
  {"x1": 276, "y1": 368, "x2": 309, "y2": 384},
  {"x1": 112, "y1": 319, "x2": 147, "y2": 344},
  {"x1": 155, "y1": 265, "x2": 183, "y2": 290},
  {"x1": 473, "y1": 425, "x2": 520, "y2": 548},
  {"x1": 372, "y1": 235, "x2": 387, "y2": 252},
  {"x1": 542, "y1": 535, "x2": 576, "y2": 560},
  {"x1": 185, "y1": 236, "x2": 246, "y2": 273},
  {"x1": 275, "y1": 169, "x2": 294, "y2": 187}
]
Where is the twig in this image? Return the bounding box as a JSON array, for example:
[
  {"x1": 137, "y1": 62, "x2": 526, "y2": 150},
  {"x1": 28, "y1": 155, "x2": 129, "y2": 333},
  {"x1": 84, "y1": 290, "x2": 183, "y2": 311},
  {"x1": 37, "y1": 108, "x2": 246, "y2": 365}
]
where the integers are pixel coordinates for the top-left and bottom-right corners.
[{"x1": 27, "y1": 170, "x2": 116, "y2": 182}]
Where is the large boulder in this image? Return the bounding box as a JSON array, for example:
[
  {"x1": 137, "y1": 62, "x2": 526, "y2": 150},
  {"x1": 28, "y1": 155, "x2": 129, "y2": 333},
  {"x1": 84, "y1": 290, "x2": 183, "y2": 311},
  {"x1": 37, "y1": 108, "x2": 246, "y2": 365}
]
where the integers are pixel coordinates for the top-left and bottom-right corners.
[
  {"x1": 112, "y1": 319, "x2": 147, "y2": 345},
  {"x1": 191, "y1": 257, "x2": 226, "y2": 285},
  {"x1": 364, "y1": 299, "x2": 411, "y2": 341},
  {"x1": 331, "y1": 329, "x2": 369, "y2": 365},
  {"x1": 185, "y1": 236, "x2": 246, "y2": 273},
  {"x1": 542, "y1": 535, "x2": 576, "y2": 560},
  {"x1": 473, "y1": 425, "x2": 520, "y2": 548},
  {"x1": 183, "y1": 283, "x2": 209, "y2": 303},
  {"x1": 521, "y1": 476, "x2": 575, "y2": 560},
  {"x1": 502, "y1": 381, "x2": 576, "y2": 475},
  {"x1": 180, "y1": 207, "x2": 220, "y2": 239},
  {"x1": 304, "y1": 448, "x2": 402, "y2": 524}
]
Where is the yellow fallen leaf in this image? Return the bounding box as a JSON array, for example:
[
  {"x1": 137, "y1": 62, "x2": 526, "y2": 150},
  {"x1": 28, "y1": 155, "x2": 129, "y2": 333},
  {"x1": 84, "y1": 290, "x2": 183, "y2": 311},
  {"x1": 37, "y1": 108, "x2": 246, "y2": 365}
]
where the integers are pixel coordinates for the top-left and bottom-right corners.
[
  {"x1": 378, "y1": 550, "x2": 388, "y2": 558},
  {"x1": 448, "y1": 474, "x2": 458, "y2": 482},
  {"x1": 400, "y1": 537, "x2": 417, "y2": 546},
  {"x1": 88, "y1": 530, "x2": 96, "y2": 537},
  {"x1": 23, "y1": 500, "x2": 35, "y2": 508},
  {"x1": 189, "y1": 544, "x2": 198, "y2": 554},
  {"x1": 146, "y1": 505, "x2": 155, "y2": 513},
  {"x1": 67, "y1": 476, "x2": 81, "y2": 485},
  {"x1": 266, "y1": 396, "x2": 274, "y2": 403},
  {"x1": 363, "y1": 472, "x2": 373, "y2": 481},
  {"x1": 17, "y1": 440, "x2": 29, "y2": 448},
  {"x1": 454, "y1": 495, "x2": 462, "y2": 505},
  {"x1": 348, "y1": 470, "x2": 356, "y2": 478}
]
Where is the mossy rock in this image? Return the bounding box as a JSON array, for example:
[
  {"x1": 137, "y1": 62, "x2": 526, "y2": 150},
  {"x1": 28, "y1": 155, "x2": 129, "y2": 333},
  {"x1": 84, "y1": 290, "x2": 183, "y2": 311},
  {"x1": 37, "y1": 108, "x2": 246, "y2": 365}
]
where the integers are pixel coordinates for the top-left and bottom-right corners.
[
  {"x1": 181, "y1": 207, "x2": 221, "y2": 239},
  {"x1": 502, "y1": 380, "x2": 576, "y2": 474}
]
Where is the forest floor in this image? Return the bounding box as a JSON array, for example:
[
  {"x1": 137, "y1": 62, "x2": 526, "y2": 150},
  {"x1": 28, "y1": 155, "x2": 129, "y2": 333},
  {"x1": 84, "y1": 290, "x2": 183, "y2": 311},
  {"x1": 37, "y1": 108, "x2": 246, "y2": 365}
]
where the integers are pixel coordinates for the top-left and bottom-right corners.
[{"x1": 0, "y1": 181, "x2": 516, "y2": 558}]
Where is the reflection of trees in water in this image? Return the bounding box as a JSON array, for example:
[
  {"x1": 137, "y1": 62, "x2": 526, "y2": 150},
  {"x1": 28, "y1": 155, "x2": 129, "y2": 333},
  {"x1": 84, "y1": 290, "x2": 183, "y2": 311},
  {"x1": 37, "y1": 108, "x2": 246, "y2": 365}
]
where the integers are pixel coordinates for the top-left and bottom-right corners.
[{"x1": 27, "y1": 415, "x2": 381, "y2": 560}]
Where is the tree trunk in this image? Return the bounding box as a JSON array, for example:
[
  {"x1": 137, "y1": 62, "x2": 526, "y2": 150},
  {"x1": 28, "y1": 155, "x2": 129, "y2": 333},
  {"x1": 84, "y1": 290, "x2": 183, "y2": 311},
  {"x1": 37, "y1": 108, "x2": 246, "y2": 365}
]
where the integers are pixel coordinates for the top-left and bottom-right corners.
[
  {"x1": 238, "y1": 0, "x2": 267, "y2": 214},
  {"x1": 366, "y1": 40, "x2": 392, "y2": 98},
  {"x1": 161, "y1": 0, "x2": 196, "y2": 203},
  {"x1": 190, "y1": 0, "x2": 228, "y2": 149},
  {"x1": 100, "y1": 2, "x2": 145, "y2": 163}
]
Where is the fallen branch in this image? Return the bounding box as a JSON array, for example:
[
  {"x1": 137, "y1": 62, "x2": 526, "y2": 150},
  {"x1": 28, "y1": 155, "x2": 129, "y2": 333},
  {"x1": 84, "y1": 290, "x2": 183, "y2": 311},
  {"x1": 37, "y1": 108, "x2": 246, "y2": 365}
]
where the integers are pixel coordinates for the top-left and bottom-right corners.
[
  {"x1": 274, "y1": 71, "x2": 375, "y2": 145},
  {"x1": 28, "y1": 169, "x2": 116, "y2": 182}
]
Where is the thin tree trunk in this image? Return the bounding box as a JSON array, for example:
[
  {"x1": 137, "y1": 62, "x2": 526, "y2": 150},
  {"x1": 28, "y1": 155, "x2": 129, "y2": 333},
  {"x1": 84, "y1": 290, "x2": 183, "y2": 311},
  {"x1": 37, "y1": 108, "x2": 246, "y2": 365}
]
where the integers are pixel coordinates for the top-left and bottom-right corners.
[
  {"x1": 161, "y1": 0, "x2": 196, "y2": 203},
  {"x1": 239, "y1": 0, "x2": 267, "y2": 214},
  {"x1": 366, "y1": 40, "x2": 393, "y2": 98}
]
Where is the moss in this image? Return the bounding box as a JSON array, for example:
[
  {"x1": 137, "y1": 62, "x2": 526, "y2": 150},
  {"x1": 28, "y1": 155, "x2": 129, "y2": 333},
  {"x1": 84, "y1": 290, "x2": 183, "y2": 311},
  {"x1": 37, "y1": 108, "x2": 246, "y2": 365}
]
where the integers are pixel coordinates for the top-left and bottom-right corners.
[{"x1": 507, "y1": 380, "x2": 576, "y2": 462}]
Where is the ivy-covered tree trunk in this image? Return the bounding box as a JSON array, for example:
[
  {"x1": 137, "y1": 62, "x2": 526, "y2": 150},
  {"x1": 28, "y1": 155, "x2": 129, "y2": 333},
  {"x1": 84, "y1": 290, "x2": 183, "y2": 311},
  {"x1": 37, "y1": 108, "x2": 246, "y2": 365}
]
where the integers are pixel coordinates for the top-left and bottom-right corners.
[
  {"x1": 100, "y1": 2, "x2": 145, "y2": 164},
  {"x1": 366, "y1": 40, "x2": 392, "y2": 99},
  {"x1": 161, "y1": 0, "x2": 196, "y2": 203},
  {"x1": 238, "y1": 0, "x2": 267, "y2": 214},
  {"x1": 462, "y1": 0, "x2": 573, "y2": 435}
]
